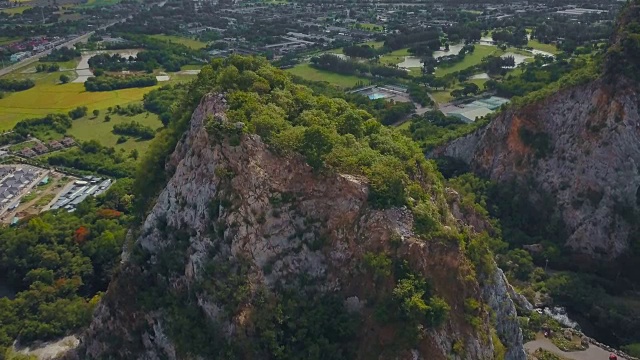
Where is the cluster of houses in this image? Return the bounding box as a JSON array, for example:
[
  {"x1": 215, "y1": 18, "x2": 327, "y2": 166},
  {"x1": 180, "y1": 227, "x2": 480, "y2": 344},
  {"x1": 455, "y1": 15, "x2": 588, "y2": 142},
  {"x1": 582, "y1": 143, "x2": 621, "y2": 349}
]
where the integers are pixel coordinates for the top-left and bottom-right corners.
[
  {"x1": 50, "y1": 177, "x2": 112, "y2": 212},
  {"x1": 0, "y1": 166, "x2": 46, "y2": 216},
  {"x1": 17, "y1": 138, "x2": 75, "y2": 158},
  {"x1": 2, "y1": 36, "x2": 68, "y2": 63}
]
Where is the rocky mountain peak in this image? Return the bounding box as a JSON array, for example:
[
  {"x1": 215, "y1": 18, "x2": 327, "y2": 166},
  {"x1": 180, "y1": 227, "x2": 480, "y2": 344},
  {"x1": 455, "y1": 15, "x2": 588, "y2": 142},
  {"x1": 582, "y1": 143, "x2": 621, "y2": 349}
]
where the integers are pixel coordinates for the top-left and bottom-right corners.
[{"x1": 64, "y1": 90, "x2": 527, "y2": 360}]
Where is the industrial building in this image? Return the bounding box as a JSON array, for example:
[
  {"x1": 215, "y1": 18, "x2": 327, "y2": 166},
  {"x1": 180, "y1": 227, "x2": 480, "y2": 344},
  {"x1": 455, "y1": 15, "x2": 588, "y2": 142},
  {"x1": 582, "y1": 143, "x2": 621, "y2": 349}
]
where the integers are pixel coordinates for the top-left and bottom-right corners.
[{"x1": 50, "y1": 176, "x2": 113, "y2": 212}]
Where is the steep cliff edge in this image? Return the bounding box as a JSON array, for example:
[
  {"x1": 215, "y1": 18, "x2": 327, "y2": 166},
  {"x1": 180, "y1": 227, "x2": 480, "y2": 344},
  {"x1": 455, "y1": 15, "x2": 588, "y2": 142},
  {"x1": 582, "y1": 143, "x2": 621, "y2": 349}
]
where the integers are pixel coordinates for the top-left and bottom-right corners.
[
  {"x1": 64, "y1": 91, "x2": 527, "y2": 360},
  {"x1": 436, "y1": 2, "x2": 640, "y2": 260}
]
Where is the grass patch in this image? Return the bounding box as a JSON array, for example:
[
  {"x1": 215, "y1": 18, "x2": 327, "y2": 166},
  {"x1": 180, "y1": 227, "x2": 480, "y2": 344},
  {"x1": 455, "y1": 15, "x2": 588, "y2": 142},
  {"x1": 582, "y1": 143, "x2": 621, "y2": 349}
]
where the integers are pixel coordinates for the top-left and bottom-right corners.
[
  {"x1": 527, "y1": 39, "x2": 560, "y2": 55},
  {"x1": 361, "y1": 40, "x2": 385, "y2": 49},
  {"x1": 67, "y1": 111, "x2": 163, "y2": 154},
  {"x1": 353, "y1": 23, "x2": 384, "y2": 32},
  {"x1": 74, "y1": 0, "x2": 121, "y2": 8},
  {"x1": 34, "y1": 193, "x2": 56, "y2": 208},
  {"x1": 379, "y1": 48, "x2": 412, "y2": 66},
  {"x1": 395, "y1": 120, "x2": 412, "y2": 130},
  {"x1": 430, "y1": 91, "x2": 454, "y2": 104},
  {"x1": 180, "y1": 64, "x2": 203, "y2": 71},
  {"x1": 0, "y1": 37, "x2": 21, "y2": 46},
  {"x1": 435, "y1": 44, "x2": 499, "y2": 77},
  {"x1": 148, "y1": 34, "x2": 207, "y2": 50},
  {"x1": 285, "y1": 63, "x2": 369, "y2": 89},
  {"x1": 1, "y1": 6, "x2": 31, "y2": 14},
  {"x1": 0, "y1": 73, "x2": 162, "y2": 131}
]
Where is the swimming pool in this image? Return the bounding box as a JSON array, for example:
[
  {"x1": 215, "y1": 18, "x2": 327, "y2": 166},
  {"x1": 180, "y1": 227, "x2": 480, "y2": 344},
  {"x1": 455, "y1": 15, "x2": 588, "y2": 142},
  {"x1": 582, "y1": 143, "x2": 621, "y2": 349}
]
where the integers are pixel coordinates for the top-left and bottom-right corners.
[{"x1": 368, "y1": 93, "x2": 386, "y2": 100}]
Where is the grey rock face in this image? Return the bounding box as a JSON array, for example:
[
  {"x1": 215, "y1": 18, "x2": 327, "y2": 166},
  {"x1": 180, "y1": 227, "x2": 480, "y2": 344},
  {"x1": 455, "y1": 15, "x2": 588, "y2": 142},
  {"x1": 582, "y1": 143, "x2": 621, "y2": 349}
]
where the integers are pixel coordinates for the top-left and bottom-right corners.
[
  {"x1": 65, "y1": 93, "x2": 526, "y2": 360},
  {"x1": 437, "y1": 79, "x2": 640, "y2": 259}
]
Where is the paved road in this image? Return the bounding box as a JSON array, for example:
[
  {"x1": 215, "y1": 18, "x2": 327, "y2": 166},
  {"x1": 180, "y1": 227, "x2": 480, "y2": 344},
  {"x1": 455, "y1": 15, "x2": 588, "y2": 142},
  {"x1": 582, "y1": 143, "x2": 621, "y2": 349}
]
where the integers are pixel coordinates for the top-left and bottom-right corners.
[
  {"x1": 0, "y1": 32, "x2": 93, "y2": 77},
  {"x1": 0, "y1": 19, "x2": 123, "y2": 78},
  {"x1": 525, "y1": 337, "x2": 627, "y2": 360}
]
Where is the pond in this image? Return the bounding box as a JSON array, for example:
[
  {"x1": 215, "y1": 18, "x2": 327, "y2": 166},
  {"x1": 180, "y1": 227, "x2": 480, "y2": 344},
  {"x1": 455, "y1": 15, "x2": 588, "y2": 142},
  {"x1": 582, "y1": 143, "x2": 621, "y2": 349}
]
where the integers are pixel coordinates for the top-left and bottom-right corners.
[
  {"x1": 501, "y1": 52, "x2": 532, "y2": 67},
  {"x1": 397, "y1": 56, "x2": 423, "y2": 68},
  {"x1": 432, "y1": 43, "x2": 466, "y2": 59}
]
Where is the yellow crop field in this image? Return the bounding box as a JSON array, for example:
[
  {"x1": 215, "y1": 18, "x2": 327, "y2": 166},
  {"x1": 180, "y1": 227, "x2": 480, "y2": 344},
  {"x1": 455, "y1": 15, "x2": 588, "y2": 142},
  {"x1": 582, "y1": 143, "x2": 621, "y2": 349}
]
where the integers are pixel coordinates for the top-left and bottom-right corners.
[{"x1": 0, "y1": 75, "x2": 161, "y2": 131}]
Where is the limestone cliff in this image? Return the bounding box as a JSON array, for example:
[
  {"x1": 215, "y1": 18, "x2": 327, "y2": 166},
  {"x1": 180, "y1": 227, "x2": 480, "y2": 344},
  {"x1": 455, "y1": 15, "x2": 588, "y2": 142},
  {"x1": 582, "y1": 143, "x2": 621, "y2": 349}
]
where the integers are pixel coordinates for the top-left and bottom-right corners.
[
  {"x1": 436, "y1": 2, "x2": 640, "y2": 260},
  {"x1": 438, "y1": 76, "x2": 640, "y2": 258},
  {"x1": 64, "y1": 93, "x2": 526, "y2": 360}
]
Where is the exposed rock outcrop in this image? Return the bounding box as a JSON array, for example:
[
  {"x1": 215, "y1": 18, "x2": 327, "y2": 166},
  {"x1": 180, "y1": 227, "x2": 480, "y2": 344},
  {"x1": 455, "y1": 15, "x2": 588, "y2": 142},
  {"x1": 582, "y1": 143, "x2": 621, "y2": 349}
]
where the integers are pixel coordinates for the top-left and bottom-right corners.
[
  {"x1": 437, "y1": 76, "x2": 640, "y2": 259},
  {"x1": 435, "y1": 2, "x2": 640, "y2": 260},
  {"x1": 65, "y1": 94, "x2": 526, "y2": 360}
]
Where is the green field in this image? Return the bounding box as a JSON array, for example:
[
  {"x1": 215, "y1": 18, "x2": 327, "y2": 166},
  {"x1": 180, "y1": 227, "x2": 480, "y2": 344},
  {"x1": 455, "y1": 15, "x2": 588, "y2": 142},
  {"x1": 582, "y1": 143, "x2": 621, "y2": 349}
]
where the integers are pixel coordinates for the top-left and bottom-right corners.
[
  {"x1": 361, "y1": 40, "x2": 385, "y2": 49},
  {"x1": 1, "y1": 6, "x2": 31, "y2": 14},
  {"x1": 379, "y1": 48, "x2": 412, "y2": 65},
  {"x1": 0, "y1": 72, "x2": 162, "y2": 131},
  {"x1": 0, "y1": 37, "x2": 21, "y2": 46},
  {"x1": 285, "y1": 63, "x2": 369, "y2": 89},
  {"x1": 527, "y1": 39, "x2": 560, "y2": 54},
  {"x1": 180, "y1": 64, "x2": 203, "y2": 71},
  {"x1": 354, "y1": 23, "x2": 384, "y2": 32},
  {"x1": 149, "y1": 34, "x2": 207, "y2": 50},
  {"x1": 68, "y1": 112, "x2": 163, "y2": 154},
  {"x1": 435, "y1": 45, "x2": 499, "y2": 77},
  {"x1": 75, "y1": 0, "x2": 121, "y2": 8},
  {"x1": 429, "y1": 78, "x2": 489, "y2": 105}
]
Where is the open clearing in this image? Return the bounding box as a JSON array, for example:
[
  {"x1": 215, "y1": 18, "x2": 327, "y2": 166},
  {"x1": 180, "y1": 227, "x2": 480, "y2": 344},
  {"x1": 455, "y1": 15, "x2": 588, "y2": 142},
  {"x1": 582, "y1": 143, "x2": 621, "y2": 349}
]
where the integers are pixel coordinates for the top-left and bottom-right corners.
[
  {"x1": 379, "y1": 48, "x2": 412, "y2": 65},
  {"x1": 528, "y1": 39, "x2": 560, "y2": 54},
  {"x1": 0, "y1": 75, "x2": 160, "y2": 130},
  {"x1": 286, "y1": 63, "x2": 368, "y2": 88},
  {"x1": 149, "y1": 34, "x2": 207, "y2": 50},
  {"x1": 435, "y1": 45, "x2": 499, "y2": 77},
  {"x1": 1, "y1": 6, "x2": 31, "y2": 14},
  {"x1": 68, "y1": 112, "x2": 163, "y2": 154},
  {"x1": 0, "y1": 37, "x2": 22, "y2": 46},
  {"x1": 354, "y1": 23, "x2": 384, "y2": 32}
]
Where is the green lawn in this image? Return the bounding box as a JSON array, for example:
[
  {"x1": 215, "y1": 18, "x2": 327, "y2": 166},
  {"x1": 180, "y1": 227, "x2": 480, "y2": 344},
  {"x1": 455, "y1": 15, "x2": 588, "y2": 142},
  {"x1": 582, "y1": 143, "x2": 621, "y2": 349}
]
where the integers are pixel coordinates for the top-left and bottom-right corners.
[
  {"x1": 74, "y1": 0, "x2": 121, "y2": 8},
  {"x1": 285, "y1": 63, "x2": 369, "y2": 89},
  {"x1": 180, "y1": 64, "x2": 203, "y2": 71},
  {"x1": 379, "y1": 48, "x2": 412, "y2": 65},
  {"x1": 527, "y1": 39, "x2": 560, "y2": 54},
  {"x1": 0, "y1": 37, "x2": 21, "y2": 46},
  {"x1": 429, "y1": 78, "x2": 489, "y2": 105},
  {"x1": 1, "y1": 6, "x2": 31, "y2": 14},
  {"x1": 354, "y1": 23, "x2": 384, "y2": 32},
  {"x1": 0, "y1": 72, "x2": 163, "y2": 131},
  {"x1": 149, "y1": 34, "x2": 207, "y2": 50},
  {"x1": 361, "y1": 40, "x2": 385, "y2": 49},
  {"x1": 396, "y1": 120, "x2": 412, "y2": 130},
  {"x1": 327, "y1": 47, "x2": 344, "y2": 55},
  {"x1": 435, "y1": 45, "x2": 499, "y2": 77},
  {"x1": 430, "y1": 91, "x2": 453, "y2": 104},
  {"x1": 68, "y1": 112, "x2": 163, "y2": 154}
]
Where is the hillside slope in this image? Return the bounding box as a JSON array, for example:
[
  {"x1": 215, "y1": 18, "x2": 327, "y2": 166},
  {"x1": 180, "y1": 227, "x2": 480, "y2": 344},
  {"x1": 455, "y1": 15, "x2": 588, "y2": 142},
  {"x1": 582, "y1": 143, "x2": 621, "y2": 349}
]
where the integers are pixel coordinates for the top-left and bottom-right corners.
[
  {"x1": 437, "y1": 1, "x2": 640, "y2": 261},
  {"x1": 62, "y1": 57, "x2": 527, "y2": 359}
]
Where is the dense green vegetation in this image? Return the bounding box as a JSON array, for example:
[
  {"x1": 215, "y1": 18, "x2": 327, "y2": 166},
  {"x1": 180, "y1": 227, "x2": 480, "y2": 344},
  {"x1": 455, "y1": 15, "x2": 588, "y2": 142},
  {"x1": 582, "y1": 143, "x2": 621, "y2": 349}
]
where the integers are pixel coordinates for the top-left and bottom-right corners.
[
  {"x1": 84, "y1": 75, "x2": 158, "y2": 92},
  {"x1": 0, "y1": 79, "x2": 35, "y2": 92},
  {"x1": 47, "y1": 140, "x2": 137, "y2": 178},
  {"x1": 0, "y1": 181, "x2": 133, "y2": 356},
  {"x1": 112, "y1": 121, "x2": 155, "y2": 140},
  {"x1": 125, "y1": 55, "x2": 501, "y2": 358},
  {"x1": 39, "y1": 48, "x2": 80, "y2": 63},
  {"x1": 406, "y1": 110, "x2": 488, "y2": 151}
]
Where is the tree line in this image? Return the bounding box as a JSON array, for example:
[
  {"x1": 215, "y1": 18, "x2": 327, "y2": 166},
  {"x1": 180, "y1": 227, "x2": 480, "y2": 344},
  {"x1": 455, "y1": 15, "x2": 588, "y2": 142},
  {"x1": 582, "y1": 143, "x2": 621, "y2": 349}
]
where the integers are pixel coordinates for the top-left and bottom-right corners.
[
  {"x1": 112, "y1": 121, "x2": 156, "y2": 140},
  {"x1": 40, "y1": 47, "x2": 80, "y2": 62},
  {"x1": 310, "y1": 54, "x2": 410, "y2": 79},
  {"x1": 84, "y1": 75, "x2": 158, "y2": 92},
  {"x1": 0, "y1": 78, "x2": 35, "y2": 92}
]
